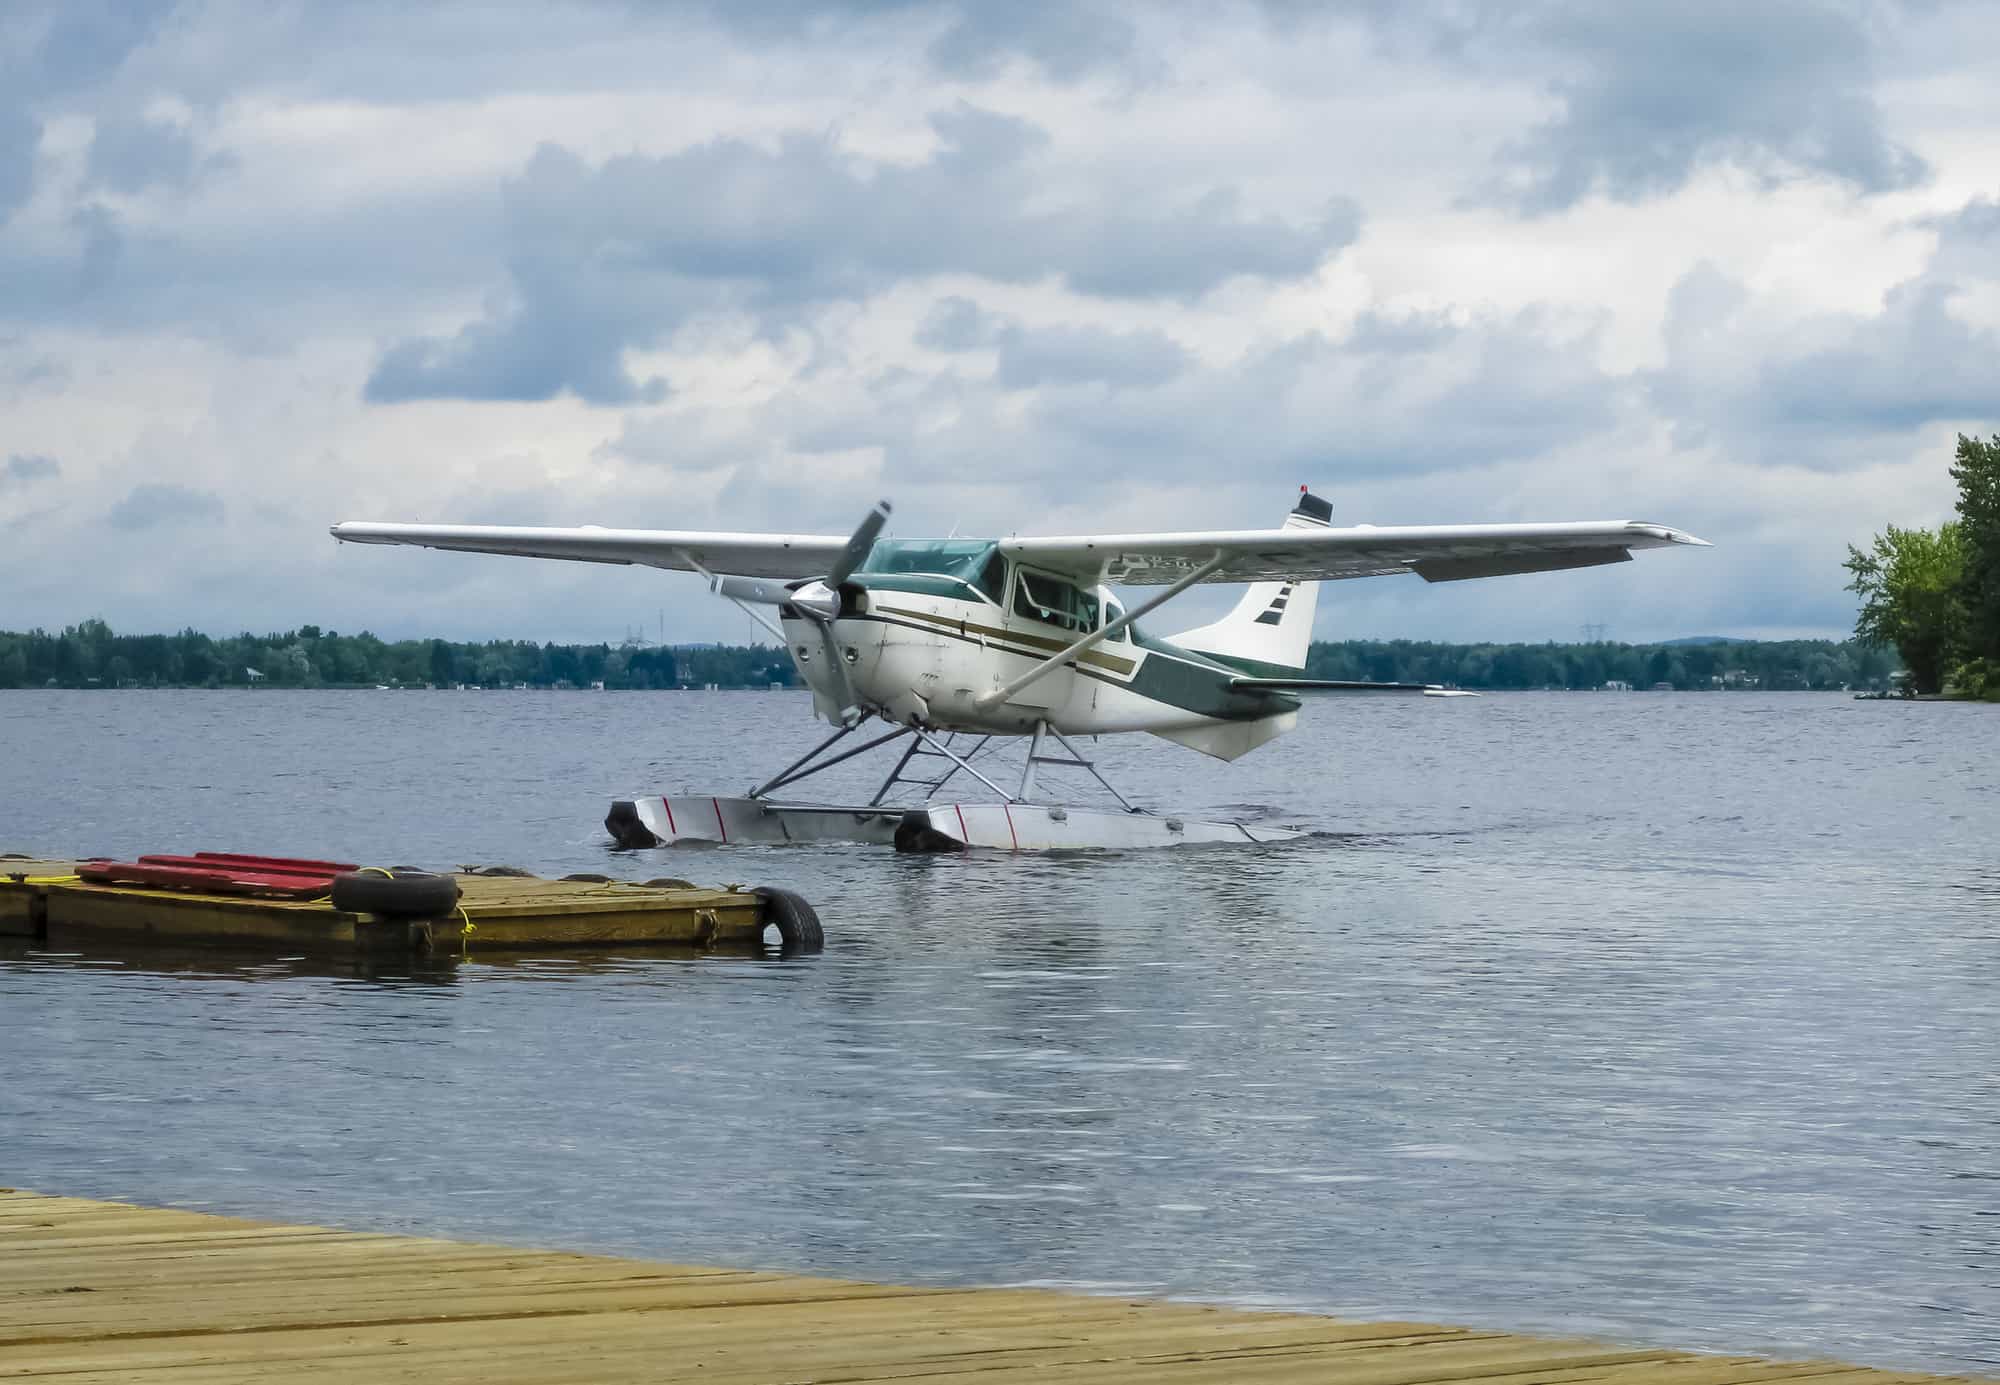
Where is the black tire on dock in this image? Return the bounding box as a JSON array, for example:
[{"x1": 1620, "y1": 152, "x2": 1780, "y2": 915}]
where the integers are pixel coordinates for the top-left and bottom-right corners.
[
  {"x1": 560, "y1": 873, "x2": 614, "y2": 883},
  {"x1": 754, "y1": 886, "x2": 823, "y2": 954},
  {"x1": 330, "y1": 869, "x2": 461, "y2": 918}
]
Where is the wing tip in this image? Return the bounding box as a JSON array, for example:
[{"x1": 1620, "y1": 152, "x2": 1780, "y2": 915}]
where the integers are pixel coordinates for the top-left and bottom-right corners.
[
  {"x1": 1628, "y1": 522, "x2": 1712, "y2": 548},
  {"x1": 330, "y1": 521, "x2": 395, "y2": 545}
]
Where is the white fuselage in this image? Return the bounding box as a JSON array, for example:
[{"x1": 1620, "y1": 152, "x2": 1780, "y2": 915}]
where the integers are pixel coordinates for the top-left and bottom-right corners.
[{"x1": 778, "y1": 579, "x2": 1292, "y2": 748}]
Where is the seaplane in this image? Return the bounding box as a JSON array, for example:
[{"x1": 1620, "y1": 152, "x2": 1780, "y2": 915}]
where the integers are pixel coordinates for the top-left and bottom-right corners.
[{"x1": 331, "y1": 489, "x2": 1707, "y2": 851}]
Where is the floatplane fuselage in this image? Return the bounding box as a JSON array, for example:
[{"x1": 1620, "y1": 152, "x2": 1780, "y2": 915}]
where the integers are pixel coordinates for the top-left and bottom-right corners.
[
  {"x1": 332, "y1": 487, "x2": 1707, "y2": 849},
  {"x1": 780, "y1": 574, "x2": 1300, "y2": 750},
  {"x1": 771, "y1": 497, "x2": 1337, "y2": 763}
]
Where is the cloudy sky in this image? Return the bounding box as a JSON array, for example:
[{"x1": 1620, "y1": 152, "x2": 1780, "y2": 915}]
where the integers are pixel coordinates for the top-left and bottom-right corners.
[{"x1": 2, "y1": 0, "x2": 1995, "y2": 646}]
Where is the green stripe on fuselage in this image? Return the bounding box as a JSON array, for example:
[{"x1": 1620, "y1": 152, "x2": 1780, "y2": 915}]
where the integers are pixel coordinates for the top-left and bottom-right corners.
[
  {"x1": 1121, "y1": 635, "x2": 1301, "y2": 719},
  {"x1": 855, "y1": 600, "x2": 1300, "y2": 722}
]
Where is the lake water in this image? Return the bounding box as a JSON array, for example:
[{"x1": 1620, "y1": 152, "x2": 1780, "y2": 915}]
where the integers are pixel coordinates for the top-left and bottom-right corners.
[{"x1": 2, "y1": 689, "x2": 1996, "y2": 1373}]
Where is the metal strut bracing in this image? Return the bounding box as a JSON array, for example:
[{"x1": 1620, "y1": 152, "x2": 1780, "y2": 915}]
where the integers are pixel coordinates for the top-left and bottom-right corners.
[
  {"x1": 897, "y1": 727, "x2": 1015, "y2": 803},
  {"x1": 867, "y1": 732, "x2": 994, "y2": 806},
  {"x1": 1018, "y1": 721, "x2": 1141, "y2": 812},
  {"x1": 747, "y1": 722, "x2": 913, "y2": 799},
  {"x1": 745, "y1": 714, "x2": 1145, "y2": 813}
]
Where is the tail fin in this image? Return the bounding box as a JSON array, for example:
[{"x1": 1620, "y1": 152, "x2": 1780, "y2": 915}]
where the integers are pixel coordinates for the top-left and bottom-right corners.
[{"x1": 1167, "y1": 488, "x2": 1330, "y2": 674}]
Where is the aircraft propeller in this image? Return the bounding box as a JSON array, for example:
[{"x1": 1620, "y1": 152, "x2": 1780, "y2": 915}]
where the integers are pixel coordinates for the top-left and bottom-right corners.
[{"x1": 711, "y1": 501, "x2": 891, "y2": 726}]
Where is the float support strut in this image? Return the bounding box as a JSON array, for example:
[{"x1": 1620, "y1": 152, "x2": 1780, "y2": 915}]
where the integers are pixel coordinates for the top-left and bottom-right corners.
[
  {"x1": 749, "y1": 723, "x2": 912, "y2": 799},
  {"x1": 1019, "y1": 722, "x2": 1047, "y2": 801}
]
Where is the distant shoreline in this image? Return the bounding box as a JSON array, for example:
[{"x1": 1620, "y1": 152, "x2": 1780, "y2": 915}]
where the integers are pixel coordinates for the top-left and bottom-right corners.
[{"x1": 3, "y1": 622, "x2": 1897, "y2": 693}]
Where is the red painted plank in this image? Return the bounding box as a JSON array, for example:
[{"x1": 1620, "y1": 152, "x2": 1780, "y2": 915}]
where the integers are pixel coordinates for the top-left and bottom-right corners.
[
  {"x1": 77, "y1": 861, "x2": 337, "y2": 899},
  {"x1": 189, "y1": 851, "x2": 360, "y2": 873},
  {"x1": 139, "y1": 854, "x2": 355, "y2": 878}
]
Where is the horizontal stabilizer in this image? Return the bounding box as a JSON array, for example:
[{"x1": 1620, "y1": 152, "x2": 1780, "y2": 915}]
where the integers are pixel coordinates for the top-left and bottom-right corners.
[{"x1": 1229, "y1": 678, "x2": 1477, "y2": 697}]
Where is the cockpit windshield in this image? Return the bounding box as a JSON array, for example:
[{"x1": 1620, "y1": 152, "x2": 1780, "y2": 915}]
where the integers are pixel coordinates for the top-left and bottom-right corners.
[{"x1": 856, "y1": 540, "x2": 1007, "y2": 603}]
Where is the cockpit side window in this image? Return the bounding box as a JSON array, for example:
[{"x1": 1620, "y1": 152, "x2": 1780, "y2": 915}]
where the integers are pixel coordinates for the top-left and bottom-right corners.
[
  {"x1": 1102, "y1": 599, "x2": 1128, "y2": 642},
  {"x1": 976, "y1": 551, "x2": 1008, "y2": 605}
]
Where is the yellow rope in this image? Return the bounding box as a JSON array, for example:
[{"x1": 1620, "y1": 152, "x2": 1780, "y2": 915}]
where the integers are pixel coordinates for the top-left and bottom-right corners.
[
  {"x1": 458, "y1": 904, "x2": 475, "y2": 957},
  {"x1": 15, "y1": 875, "x2": 81, "y2": 885},
  {"x1": 355, "y1": 866, "x2": 395, "y2": 878}
]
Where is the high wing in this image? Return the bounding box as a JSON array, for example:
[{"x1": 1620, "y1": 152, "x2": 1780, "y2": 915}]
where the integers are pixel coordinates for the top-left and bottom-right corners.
[
  {"x1": 327, "y1": 522, "x2": 850, "y2": 580},
  {"x1": 1003, "y1": 520, "x2": 1708, "y2": 585},
  {"x1": 331, "y1": 516, "x2": 1707, "y2": 585}
]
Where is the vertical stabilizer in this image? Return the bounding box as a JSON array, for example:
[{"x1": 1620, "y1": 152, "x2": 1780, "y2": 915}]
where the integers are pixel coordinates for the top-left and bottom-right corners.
[{"x1": 1166, "y1": 488, "x2": 1330, "y2": 674}]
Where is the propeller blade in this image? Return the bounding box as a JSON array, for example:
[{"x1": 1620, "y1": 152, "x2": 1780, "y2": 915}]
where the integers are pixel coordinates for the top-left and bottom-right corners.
[
  {"x1": 824, "y1": 500, "x2": 892, "y2": 589},
  {"x1": 817, "y1": 622, "x2": 862, "y2": 726},
  {"x1": 712, "y1": 503, "x2": 884, "y2": 728},
  {"x1": 712, "y1": 575, "x2": 791, "y2": 605}
]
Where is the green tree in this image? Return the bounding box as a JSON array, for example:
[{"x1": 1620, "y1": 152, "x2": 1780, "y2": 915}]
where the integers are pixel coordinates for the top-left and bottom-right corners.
[
  {"x1": 1844, "y1": 523, "x2": 1964, "y2": 694},
  {"x1": 1949, "y1": 433, "x2": 2000, "y2": 663}
]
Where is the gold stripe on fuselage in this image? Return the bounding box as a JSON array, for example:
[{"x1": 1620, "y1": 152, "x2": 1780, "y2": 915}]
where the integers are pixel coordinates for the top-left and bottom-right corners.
[{"x1": 870, "y1": 603, "x2": 1139, "y2": 677}]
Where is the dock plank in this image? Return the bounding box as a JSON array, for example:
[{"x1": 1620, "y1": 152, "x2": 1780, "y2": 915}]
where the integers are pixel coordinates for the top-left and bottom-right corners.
[{"x1": 0, "y1": 1192, "x2": 1980, "y2": 1384}]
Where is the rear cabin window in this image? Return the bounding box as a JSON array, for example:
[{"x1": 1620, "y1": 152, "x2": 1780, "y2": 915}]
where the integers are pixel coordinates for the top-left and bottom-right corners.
[{"x1": 1013, "y1": 571, "x2": 1100, "y2": 634}]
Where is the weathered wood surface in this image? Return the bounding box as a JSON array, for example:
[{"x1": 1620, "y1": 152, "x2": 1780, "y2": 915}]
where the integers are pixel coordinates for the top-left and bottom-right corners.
[
  {"x1": 0, "y1": 864, "x2": 766, "y2": 951},
  {"x1": 0, "y1": 1191, "x2": 1975, "y2": 1385}
]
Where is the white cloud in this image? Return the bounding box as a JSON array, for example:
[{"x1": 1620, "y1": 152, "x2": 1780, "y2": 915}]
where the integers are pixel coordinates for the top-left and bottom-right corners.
[{"x1": 0, "y1": 0, "x2": 1993, "y2": 646}]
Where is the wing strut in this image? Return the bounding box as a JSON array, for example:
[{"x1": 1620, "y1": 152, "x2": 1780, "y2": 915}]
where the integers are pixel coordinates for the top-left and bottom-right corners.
[
  {"x1": 975, "y1": 551, "x2": 1227, "y2": 710},
  {"x1": 678, "y1": 550, "x2": 789, "y2": 644}
]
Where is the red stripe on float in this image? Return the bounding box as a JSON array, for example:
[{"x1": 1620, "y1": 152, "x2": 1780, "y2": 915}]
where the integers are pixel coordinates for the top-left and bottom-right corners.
[
  {"x1": 661, "y1": 797, "x2": 677, "y2": 835},
  {"x1": 1002, "y1": 803, "x2": 1019, "y2": 851},
  {"x1": 954, "y1": 803, "x2": 968, "y2": 844},
  {"x1": 712, "y1": 797, "x2": 728, "y2": 843}
]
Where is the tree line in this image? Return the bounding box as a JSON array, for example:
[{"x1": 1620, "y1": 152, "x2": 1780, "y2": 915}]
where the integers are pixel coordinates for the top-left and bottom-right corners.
[
  {"x1": 1304, "y1": 638, "x2": 1891, "y2": 691},
  {"x1": 0, "y1": 623, "x2": 795, "y2": 690},
  {"x1": 1844, "y1": 433, "x2": 2000, "y2": 697},
  {"x1": 0, "y1": 620, "x2": 1894, "y2": 692}
]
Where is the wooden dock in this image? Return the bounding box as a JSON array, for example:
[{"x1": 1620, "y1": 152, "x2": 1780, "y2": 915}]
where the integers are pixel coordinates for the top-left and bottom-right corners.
[
  {"x1": 0, "y1": 1190, "x2": 1975, "y2": 1385},
  {"x1": 0, "y1": 860, "x2": 780, "y2": 953}
]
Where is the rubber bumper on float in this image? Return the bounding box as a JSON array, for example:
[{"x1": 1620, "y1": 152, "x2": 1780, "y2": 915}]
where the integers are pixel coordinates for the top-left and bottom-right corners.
[
  {"x1": 894, "y1": 809, "x2": 965, "y2": 853},
  {"x1": 753, "y1": 885, "x2": 823, "y2": 953},
  {"x1": 329, "y1": 868, "x2": 461, "y2": 917},
  {"x1": 605, "y1": 800, "x2": 659, "y2": 849}
]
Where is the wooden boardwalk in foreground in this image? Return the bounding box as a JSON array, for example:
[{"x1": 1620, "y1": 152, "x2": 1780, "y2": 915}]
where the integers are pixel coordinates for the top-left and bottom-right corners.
[{"x1": 0, "y1": 1191, "x2": 1977, "y2": 1385}]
